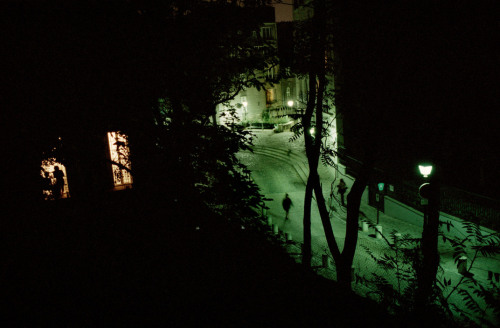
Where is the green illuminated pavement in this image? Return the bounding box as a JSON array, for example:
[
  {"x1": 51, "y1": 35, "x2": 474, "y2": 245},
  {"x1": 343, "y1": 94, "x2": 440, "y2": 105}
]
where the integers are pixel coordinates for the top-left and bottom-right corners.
[{"x1": 239, "y1": 129, "x2": 500, "y2": 325}]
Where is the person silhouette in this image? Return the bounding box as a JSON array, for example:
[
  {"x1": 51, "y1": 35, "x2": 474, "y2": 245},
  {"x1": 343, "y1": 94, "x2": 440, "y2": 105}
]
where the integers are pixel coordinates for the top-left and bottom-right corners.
[
  {"x1": 52, "y1": 166, "x2": 65, "y2": 199},
  {"x1": 282, "y1": 193, "x2": 292, "y2": 220},
  {"x1": 337, "y1": 179, "x2": 348, "y2": 206}
]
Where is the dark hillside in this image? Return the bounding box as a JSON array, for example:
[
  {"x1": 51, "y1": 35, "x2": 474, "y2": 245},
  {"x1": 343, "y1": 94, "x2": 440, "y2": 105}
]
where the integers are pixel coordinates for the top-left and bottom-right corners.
[{"x1": 3, "y1": 192, "x2": 397, "y2": 327}]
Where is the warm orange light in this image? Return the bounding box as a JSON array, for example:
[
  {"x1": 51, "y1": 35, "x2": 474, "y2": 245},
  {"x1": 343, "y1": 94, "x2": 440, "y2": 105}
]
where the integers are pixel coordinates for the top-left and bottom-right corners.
[
  {"x1": 41, "y1": 159, "x2": 70, "y2": 200},
  {"x1": 108, "y1": 132, "x2": 133, "y2": 187}
]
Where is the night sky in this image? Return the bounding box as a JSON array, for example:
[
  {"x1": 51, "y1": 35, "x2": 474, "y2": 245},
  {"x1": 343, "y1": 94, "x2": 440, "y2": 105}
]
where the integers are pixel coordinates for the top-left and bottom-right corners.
[{"x1": 332, "y1": 1, "x2": 499, "y2": 196}]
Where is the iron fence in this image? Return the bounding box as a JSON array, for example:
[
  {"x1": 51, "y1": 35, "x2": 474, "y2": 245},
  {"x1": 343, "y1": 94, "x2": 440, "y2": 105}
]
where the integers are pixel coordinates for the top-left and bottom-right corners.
[{"x1": 339, "y1": 152, "x2": 500, "y2": 231}]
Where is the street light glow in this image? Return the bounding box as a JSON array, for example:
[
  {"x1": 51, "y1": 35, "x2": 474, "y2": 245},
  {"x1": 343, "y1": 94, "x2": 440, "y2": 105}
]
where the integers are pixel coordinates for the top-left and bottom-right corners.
[
  {"x1": 287, "y1": 100, "x2": 294, "y2": 107},
  {"x1": 242, "y1": 101, "x2": 248, "y2": 107},
  {"x1": 309, "y1": 127, "x2": 315, "y2": 135},
  {"x1": 418, "y1": 165, "x2": 433, "y2": 178}
]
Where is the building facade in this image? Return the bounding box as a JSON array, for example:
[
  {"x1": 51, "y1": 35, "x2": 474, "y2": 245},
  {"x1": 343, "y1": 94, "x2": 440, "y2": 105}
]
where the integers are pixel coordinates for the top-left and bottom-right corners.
[
  {"x1": 292, "y1": 1, "x2": 342, "y2": 163},
  {"x1": 216, "y1": 2, "x2": 342, "y2": 161},
  {"x1": 217, "y1": 9, "x2": 302, "y2": 128}
]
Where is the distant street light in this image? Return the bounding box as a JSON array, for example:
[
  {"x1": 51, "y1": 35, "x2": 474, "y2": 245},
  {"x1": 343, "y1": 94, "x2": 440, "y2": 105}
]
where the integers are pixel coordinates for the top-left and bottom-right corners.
[
  {"x1": 287, "y1": 100, "x2": 294, "y2": 107},
  {"x1": 309, "y1": 127, "x2": 315, "y2": 135}
]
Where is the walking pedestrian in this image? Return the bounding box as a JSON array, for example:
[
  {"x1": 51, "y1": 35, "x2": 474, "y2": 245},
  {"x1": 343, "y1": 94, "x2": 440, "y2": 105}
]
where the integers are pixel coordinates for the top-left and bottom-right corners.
[
  {"x1": 337, "y1": 179, "x2": 348, "y2": 206},
  {"x1": 282, "y1": 193, "x2": 292, "y2": 220}
]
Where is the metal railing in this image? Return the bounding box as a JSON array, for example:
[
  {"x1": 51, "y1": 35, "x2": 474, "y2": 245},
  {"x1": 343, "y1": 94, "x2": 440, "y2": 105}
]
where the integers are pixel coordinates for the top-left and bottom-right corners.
[
  {"x1": 383, "y1": 177, "x2": 500, "y2": 232},
  {"x1": 338, "y1": 150, "x2": 500, "y2": 231}
]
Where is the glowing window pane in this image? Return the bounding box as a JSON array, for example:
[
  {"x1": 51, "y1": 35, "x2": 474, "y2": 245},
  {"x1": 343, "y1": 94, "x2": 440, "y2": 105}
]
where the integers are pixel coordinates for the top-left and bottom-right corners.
[
  {"x1": 108, "y1": 132, "x2": 133, "y2": 187},
  {"x1": 41, "y1": 159, "x2": 70, "y2": 200}
]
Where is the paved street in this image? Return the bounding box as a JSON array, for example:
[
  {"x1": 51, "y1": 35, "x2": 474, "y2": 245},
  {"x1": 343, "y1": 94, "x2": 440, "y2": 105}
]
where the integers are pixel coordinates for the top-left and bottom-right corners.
[{"x1": 238, "y1": 129, "x2": 500, "y2": 324}]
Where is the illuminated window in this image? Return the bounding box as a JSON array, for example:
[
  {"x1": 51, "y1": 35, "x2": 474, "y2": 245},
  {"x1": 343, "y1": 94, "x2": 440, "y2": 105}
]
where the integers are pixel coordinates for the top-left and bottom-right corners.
[
  {"x1": 107, "y1": 132, "x2": 133, "y2": 188},
  {"x1": 41, "y1": 159, "x2": 70, "y2": 200}
]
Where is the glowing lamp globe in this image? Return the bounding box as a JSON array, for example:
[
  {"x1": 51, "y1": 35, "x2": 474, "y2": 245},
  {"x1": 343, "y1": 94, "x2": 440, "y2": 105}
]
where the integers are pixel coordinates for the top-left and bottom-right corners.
[
  {"x1": 418, "y1": 165, "x2": 433, "y2": 178},
  {"x1": 287, "y1": 100, "x2": 294, "y2": 107}
]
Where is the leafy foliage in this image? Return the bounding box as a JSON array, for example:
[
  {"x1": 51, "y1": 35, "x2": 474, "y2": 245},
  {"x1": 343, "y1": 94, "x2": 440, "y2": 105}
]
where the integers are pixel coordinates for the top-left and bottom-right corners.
[
  {"x1": 357, "y1": 217, "x2": 500, "y2": 326},
  {"x1": 289, "y1": 122, "x2": 304, "y2": 143},
  {"x1": 359, "y1": 233, "x2": 421, "y2": 315},
  {"x1": 437, "y1": 219, "x2": 500, "y2": 326},
  {"x1": 149, "y1": 97, "x2": 266, "y2": 224}
]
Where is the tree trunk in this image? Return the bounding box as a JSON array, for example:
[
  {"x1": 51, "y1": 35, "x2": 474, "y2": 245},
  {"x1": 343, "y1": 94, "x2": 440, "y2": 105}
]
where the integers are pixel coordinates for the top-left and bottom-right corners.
[
  {"x1": 311, "y1": 172, "x2": 341, "y2": 261},
  {"x1": 336, "y1": 258, "x2": 353, "y2": 290},
  {"x1": 340, "y1": 157, "x2": 373, "y2": 287},
  {"x1": 302, "y1": 175, "x2": 313, "y2": 266},
  {"x1": 298, "y1": 0, "x2": 372, "y2": 290},
  {"x1": 301, "y1": 38, "x2": 319, "y2": 270}
]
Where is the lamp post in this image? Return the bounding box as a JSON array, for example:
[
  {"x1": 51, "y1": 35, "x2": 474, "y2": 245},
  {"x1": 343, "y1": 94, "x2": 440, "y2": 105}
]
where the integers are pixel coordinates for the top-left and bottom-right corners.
[
  {"x1": 418, "y1": 165, "x2": 433, "y2": 243},
  {"x1": 418, "y1": 163, "x2": 434, "y2": 229},
  {"x1": 417, "y1": 163, "x2": 440, "y2": 310},
  {"x1": 376, "y1": 182, "x2": 385, "y2": 225},
  {"x1": 418, "y1": 165, "x2": 433, "y2": 211}
]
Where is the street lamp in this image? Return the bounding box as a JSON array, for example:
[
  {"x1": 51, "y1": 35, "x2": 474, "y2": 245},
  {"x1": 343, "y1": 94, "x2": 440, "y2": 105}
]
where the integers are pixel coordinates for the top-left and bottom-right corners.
[
  {"x1": 418, "y1": 165, "x2": 433, "y2": 178},
  {"x1": 376, "y1": 182, "x2": 385, "y2": 225},
  {"x1": 416, "y1": 163, "x2": 440, "y2": 306},
  {"x1": 418, "y1": 164, "x2": 433, "y2": 205},
  {"x1": 287, "y1": 100, "x2": 294, "y2": 107}
]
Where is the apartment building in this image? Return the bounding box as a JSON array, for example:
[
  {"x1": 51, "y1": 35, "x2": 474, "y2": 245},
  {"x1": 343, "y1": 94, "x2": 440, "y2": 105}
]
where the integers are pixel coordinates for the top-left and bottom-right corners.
[{"x1": 217, "y1": 7, "x2": 302, "y2": 127}]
